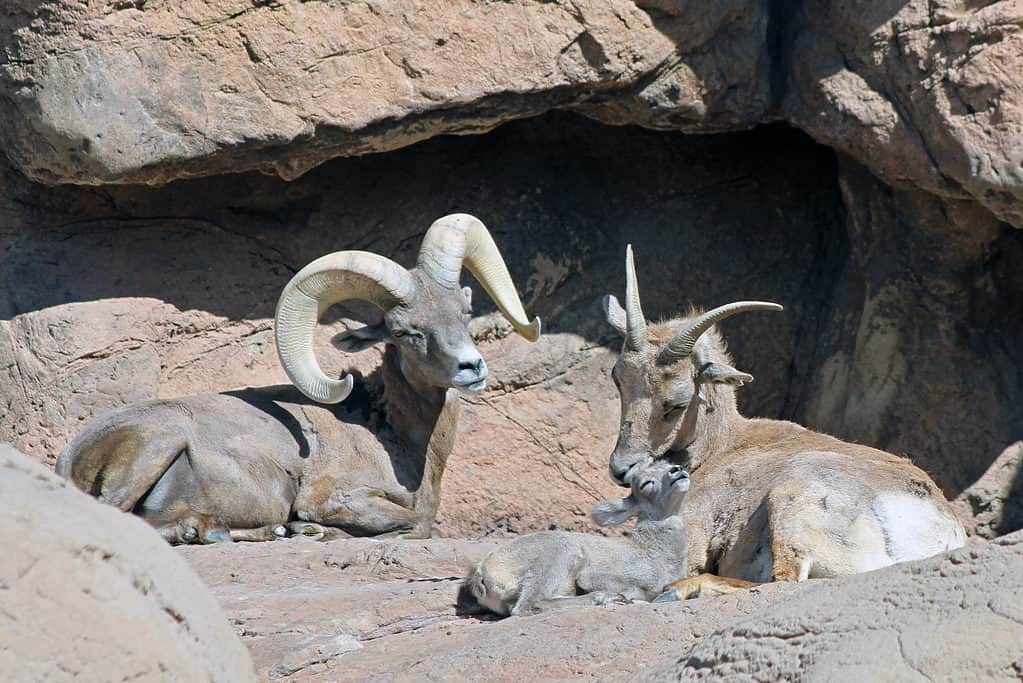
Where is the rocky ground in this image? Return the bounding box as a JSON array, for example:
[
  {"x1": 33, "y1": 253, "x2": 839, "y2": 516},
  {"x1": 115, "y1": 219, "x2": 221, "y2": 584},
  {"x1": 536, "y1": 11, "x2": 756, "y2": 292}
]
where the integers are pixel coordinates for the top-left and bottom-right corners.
[{"x1": 180, "y1": 532, "x2": 1023, "y2": 682}]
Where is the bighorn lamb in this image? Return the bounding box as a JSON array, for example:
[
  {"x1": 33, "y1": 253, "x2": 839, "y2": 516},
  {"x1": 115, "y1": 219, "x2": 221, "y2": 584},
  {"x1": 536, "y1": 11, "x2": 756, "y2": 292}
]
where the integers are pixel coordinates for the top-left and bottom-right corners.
[
  {"x1": 602, "y1": 246, "x2": 965, "y2": 593},
  {"x1": 57, "y1": 214, "x2": 540, "y2": 543},
  {"x1": 467, "y1": 459, "x2": 691, "y2": 617}
]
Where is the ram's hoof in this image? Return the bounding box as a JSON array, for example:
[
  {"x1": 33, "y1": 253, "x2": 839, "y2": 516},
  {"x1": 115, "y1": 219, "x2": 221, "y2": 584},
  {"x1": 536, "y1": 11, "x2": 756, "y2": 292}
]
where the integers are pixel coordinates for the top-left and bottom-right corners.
[
  {"x1": 272, "y1": 524, "x2": 288, "y2": 539},
  {"x1": 652, "y1": 588, "x2": 680, "y2": 603},
  {"x1": 288, "y1": 521, "x2": 325, "y2": 540}
]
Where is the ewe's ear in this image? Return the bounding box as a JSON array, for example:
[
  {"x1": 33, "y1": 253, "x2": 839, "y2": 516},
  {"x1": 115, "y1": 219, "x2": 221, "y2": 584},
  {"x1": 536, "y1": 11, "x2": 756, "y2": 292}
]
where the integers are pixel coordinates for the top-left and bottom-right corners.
[
  {"x1": 591, "y1": 495, "x2": 638, "y2": 527},
  {"x1": 603, "y1": 295, "x2": 628, "y2": 338},
  {"x1": 461, "y1": 286, "x2": 473, "y2": 310},
  {"x1": 331, "y1": 322, "x2": 389, "y2": 353},
  {"x1": 698, "y1": 361, "x2": 754, "y2": 386}
]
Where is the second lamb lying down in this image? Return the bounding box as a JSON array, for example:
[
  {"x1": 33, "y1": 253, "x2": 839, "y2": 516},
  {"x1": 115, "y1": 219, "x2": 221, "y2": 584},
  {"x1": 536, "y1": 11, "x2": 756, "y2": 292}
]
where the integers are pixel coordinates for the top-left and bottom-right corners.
[{"x1": 467, "y1": 459, "x2": 689, "y2": 616}]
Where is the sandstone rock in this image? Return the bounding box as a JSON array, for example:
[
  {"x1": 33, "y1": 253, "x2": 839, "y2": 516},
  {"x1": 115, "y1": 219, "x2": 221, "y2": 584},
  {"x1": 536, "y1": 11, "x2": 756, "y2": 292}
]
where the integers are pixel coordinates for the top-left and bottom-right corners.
[
  {"x1": 0, "y1": 0, "x2": 766, "y2": 186},
  {"x1": 0, "y1": 443, "x2": 256, "y2": 682},
  {"x1": 179, "y1": 534, "x2": 806, "y2": 681},
  {"x1": 954, "y1": 442, "x2": 1023, "y2": 539},
  {"x1": 3, "y1": 1, "x2": 1021, "y2": 235},
  {"x1": 647, "y1": 531, "x2": 1023, "y2": 681},
  {"x1": 181, "y1": 532, "x2": 1023, "y2": 681},
  {"x1": 784, "y1": 0, "x2": 1023, "y2": 228}
]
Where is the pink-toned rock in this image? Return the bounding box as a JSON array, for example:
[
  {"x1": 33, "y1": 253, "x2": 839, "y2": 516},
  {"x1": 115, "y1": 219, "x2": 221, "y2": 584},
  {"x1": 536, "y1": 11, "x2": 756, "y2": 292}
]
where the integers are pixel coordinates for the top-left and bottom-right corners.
[{"x1": 0, "y1": 443, "x2": 256, "y2": 682}]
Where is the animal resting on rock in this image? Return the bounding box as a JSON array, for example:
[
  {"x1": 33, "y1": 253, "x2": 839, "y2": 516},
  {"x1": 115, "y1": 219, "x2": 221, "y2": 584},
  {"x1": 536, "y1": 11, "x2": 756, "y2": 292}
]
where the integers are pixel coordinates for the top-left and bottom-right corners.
[
  {"x1": 467, "y1": 459, "x2": 692, "y2": 617},
  {"x1": 603, "y1": 245, "x2": 965, "y2": 597},
  {"x1": 57, "y1": 214, "x2": 540, "y2": 544}
]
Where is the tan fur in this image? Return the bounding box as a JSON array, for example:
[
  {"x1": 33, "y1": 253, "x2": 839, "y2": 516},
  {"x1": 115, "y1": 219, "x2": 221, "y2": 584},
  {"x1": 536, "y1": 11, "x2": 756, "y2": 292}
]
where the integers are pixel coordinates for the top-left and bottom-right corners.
[{"x1": 604, "y1": 293, "x2": 966, "y2": 589}]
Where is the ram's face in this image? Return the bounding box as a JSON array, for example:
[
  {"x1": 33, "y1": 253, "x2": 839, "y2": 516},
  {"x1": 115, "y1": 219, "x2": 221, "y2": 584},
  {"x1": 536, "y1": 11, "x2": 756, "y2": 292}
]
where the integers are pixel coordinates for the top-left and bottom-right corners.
[{"x1": 384, "y1": 274, "x2": 487, "y2": 392}]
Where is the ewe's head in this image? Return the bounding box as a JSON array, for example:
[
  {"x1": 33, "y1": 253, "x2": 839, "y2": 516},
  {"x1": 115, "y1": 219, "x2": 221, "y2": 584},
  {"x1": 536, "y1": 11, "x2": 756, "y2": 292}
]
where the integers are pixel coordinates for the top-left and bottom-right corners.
[
  {"x1": 591, "y1": 458, "x2": 690, "y2": 525},
  {"x1": 602, "y1": 245, "x2": 782, "y2": 486},
  {"x1": 275, "y1": 214, "x2": 540, "y2": 403}
]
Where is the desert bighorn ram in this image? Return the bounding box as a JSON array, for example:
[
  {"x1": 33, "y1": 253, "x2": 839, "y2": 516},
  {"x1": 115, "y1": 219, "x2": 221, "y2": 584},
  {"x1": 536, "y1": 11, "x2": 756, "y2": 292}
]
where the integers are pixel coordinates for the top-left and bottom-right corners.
[
  {"x1": 602, "y1": 246, "x2": 965, "y2": 594},
  {"x1": 467, "y1": 459, "x2": 691, "y2": 616},
  {"x1": 57, "y1": 214, "x2": 540, "y2": 543}
]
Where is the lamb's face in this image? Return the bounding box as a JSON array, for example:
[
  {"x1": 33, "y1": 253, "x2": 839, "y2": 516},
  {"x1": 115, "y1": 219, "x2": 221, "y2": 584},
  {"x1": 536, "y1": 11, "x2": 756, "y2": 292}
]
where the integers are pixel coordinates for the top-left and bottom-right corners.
[
  {"x1": 628, "y1": 458, "x2": 689, "y2": 521},
  {"x1": 590, "y1": 458, "x2": 689, "y2": 527}
]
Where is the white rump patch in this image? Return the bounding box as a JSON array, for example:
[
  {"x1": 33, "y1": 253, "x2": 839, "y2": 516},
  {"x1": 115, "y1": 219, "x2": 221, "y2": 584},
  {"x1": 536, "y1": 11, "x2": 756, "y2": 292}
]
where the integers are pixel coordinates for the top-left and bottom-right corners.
[{"x1": 873, "y1": 494, "x2": 966, "y2": 563}]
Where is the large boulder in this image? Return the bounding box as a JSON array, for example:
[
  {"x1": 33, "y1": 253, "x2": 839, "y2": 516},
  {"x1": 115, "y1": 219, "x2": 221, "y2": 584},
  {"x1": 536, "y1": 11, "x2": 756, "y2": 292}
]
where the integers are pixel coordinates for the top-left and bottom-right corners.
[
  {"x1": 647, "y1": 531, "x2": 1023, "y2": 681},
  {"x1": 0, "y1": 443, "x2": 256, "y2": 682},
  {"x1": 2, "y1": 1, "x2": 1021, "y2": 231}
]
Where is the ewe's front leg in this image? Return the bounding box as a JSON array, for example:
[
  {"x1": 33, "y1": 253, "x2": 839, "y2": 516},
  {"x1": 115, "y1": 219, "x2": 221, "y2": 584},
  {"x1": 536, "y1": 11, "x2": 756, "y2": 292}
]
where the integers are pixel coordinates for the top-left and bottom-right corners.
[
  {"x1": 655, "y1": 573, "x2": 761, "y2": 601},
  {"x1": 298, "y1": 486, "x2": 425, "y2": 538}
]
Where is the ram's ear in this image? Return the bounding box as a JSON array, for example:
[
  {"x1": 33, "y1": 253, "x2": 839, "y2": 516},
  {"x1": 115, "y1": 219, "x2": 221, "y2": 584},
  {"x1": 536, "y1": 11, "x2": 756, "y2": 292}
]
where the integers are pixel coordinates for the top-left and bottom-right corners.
[
  {"x1": 331, "y1": 322, "x2": 389, "y2": 353},
  {"x1": 603, "y1": 295, "x2": 628, "y2": 338},
  {"x1": 591, "y1": 495, "x2": 639, "y2": 527},
  {"x1": 698, "y1": 361, "x2": 753, "y2": 386}
]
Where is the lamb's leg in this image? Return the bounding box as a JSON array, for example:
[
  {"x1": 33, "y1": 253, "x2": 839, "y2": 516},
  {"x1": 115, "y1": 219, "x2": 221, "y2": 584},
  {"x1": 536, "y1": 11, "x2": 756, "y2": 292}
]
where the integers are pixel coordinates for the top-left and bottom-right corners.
[
  {"x1": 510, "y1": 549, "x2": 583, "y2": 616},
  {"x1": 297, "y1": 486, "x2": 424, "y2": 538},
  {"x1": 655, "y1": 573, "x2": 761, "y2": 601}
]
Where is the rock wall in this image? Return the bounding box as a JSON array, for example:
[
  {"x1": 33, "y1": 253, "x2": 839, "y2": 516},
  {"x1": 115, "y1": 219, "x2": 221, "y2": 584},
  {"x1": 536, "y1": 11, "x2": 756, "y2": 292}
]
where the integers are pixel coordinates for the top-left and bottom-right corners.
[{"x1": 2, "y1": 0, "x2": 1022, "y2": 536}]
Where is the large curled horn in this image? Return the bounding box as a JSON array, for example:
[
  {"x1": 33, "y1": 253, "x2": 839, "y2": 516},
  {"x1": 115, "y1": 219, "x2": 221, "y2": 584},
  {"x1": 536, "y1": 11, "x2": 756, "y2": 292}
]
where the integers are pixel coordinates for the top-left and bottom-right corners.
[
  {"x1": 275, "y1": 251, "x2": 416, "y2": 403},
  {"x1": 657, "y1": 301, "x2": 784, "y2": 365},
  {"x1": 416, "y1": 213, "x2": 540, "y2": 341},
  {"x1": 624, "y1": 244, "x2": 647, "y2": 351}
]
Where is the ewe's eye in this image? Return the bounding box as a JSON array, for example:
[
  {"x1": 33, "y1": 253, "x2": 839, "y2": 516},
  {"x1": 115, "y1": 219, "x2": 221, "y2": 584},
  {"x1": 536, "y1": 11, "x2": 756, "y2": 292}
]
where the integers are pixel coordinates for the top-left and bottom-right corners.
[{"x1": 663, "y1": 404, "x2": 685, "y2": 420}]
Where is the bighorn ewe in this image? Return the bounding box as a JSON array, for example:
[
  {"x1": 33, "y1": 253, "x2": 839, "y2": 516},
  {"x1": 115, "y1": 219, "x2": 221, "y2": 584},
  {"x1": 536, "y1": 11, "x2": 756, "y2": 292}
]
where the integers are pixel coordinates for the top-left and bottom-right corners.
[
  {"x1": 602, "y1": 246, "x2": 965, "y2": 593},
  {"x1": 57, "y1": 214, "x2": 540, "y2": 543},
  {"x1": 467, "y1": 459, "x2": 691, "y2": 616}
]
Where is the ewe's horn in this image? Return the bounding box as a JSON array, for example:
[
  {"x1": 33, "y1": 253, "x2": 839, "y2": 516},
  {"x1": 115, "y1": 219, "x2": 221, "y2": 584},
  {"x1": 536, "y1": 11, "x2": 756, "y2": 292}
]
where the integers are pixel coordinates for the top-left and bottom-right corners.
[
  {"x1": 416, "y1": 213, "x2": 540, "y2": 341},
  {"x1": 624, "y1": 244, "x2": 647, "y2": 351},
  {"x1": 275, "y1": 251, "x2": 416, "y2": 403},
  {"x1": 658, "y1": 301, "x2": 784, "y2": 365}
]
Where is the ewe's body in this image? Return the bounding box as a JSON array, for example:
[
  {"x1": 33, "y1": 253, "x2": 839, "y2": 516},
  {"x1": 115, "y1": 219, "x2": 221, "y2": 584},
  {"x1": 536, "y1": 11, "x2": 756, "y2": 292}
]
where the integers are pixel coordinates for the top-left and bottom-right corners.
[
  {"x1": 468, "y1": 460, "x2": 689, "y2": 616},
  {"x1": 603, "y1": 247, "x2": 964, "y2": 591},
  {"x1": 57, "y1": 214, "x2": 540, "y2": 543}
]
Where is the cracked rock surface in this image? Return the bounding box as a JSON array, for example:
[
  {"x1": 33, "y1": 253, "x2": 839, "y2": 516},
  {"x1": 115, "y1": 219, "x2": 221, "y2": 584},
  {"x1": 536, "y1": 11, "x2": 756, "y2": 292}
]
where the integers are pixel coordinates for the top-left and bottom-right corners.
[
  {"x1": 0, "y1": 444, "x2": 256, "y2": 682},
  {"x1": 2, "y1": 1, "x2": 1022, "y2": 229},
  {"x1": 179, "y1": 531, "x2": 1023, "y2": 681}
]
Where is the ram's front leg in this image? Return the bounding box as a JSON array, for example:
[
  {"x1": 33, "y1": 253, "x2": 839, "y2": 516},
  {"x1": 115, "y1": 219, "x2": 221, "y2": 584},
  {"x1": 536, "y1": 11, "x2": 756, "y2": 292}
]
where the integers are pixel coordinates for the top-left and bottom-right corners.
[{"x1": 297, "y1": 486, "x2": 424, "y2": 538}]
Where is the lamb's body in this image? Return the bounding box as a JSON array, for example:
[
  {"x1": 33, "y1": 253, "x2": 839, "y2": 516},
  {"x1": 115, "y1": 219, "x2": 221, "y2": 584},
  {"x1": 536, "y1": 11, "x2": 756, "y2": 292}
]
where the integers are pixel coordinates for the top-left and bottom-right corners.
[
  {"x1": 469, "y1": 523, "x2": 687, "y2": 616},
  {"x1": 468, "y1": 460, "x2": 689, "y2": 616}
]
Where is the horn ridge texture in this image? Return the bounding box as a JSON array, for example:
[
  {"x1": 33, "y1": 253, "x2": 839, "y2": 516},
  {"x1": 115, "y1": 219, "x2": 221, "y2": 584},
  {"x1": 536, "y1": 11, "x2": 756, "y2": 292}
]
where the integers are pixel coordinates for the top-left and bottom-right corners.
[
  {"x1": 275, "y1": 251, "x2": 415, "y2": 404},
  {"x1": 658, "y1": 301, "x2": 784, "y2": 365},
  {"x1": 417, "y1": 213, "x2": 540, "y2": 341},
  {"x1": 624, "y1": 244, "x2": 647, "y2": 351}
]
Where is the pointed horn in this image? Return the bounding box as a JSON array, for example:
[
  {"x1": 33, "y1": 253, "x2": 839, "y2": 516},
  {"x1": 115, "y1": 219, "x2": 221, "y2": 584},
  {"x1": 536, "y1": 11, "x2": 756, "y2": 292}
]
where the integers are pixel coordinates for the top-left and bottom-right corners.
[
  {"x1": 658, "y1": 301, "x2": 784, "y2": 365},
  {"x1": 625, "y1": 244, "x2": 647, "y2": 351},
  {"x1": 275, "y1": 251, "x2": 415, "y2": 403},
  {"x1": 416, "y1": 213, "x2": 540, "y2": 341}
]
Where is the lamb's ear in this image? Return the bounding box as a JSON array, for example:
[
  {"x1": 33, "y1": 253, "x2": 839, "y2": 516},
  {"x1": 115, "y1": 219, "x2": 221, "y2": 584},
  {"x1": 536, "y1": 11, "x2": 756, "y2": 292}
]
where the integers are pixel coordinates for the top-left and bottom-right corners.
[
  {"x1": 698, "y1": 361, "x2": 753, "y2": 386},
  {"x1": 603, "y1": 295, "x2": 628, "y2": 338},
  {"x1": 461, "y1": 286, "x2": 473, "y2": 310},
  {"x1": 331, "y1": 322, "x2": 389, "y2": 353},
  {"x1": 591, "y1": 495, "x2": 639, "y2": 527}
]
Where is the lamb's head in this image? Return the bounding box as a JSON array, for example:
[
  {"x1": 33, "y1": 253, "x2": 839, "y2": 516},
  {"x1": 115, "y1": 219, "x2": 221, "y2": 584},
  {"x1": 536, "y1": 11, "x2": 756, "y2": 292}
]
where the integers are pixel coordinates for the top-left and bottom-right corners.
[
  {"x1": 591, "y1": 458, "x2": 690, "y2": 526},
  {"x1": 602, "y1": 245, "x2": 782, "y2": 485},
  {"x1": 275, "y1": 213, "x2": 540, "y2": 403}
]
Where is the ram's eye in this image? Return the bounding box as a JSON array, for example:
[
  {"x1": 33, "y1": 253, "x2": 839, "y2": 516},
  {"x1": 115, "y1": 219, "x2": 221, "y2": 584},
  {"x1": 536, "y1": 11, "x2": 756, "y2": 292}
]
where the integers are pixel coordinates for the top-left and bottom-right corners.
[
  {"x1": 641, "y1": 480, "x2": 654, "y2": 490},
  {"x1": 392, "y1": 330, "x2": 407, "y2": 338}
]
